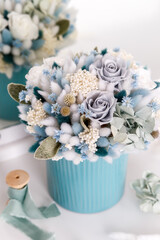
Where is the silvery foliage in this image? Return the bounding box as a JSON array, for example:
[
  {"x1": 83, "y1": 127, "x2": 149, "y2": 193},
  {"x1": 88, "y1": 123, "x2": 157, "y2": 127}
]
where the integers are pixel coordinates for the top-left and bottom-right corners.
[
  {"x1": 132, "y1": 171, "x2": 160, "y2": 214},
  {"x1": 110, "y1": 104, "x2": 155, "y2": 151}
]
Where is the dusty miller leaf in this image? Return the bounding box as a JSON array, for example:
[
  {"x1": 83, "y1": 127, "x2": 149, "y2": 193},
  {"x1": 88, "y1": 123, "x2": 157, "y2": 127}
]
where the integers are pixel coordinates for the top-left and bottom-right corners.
[
  {"x1": 34, "y1": 137, "x2": 61, "y2": 160},
  {"x1": 7, "y1": 83, "x2": 26, "y2": 104}
]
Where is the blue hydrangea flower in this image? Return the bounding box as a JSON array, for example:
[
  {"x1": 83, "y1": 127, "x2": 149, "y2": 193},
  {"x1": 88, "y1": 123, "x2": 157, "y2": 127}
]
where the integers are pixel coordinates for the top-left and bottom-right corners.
[
  {"x1": 12, "y1": 39, "x2": 22, "y2": 48},
  {"x1": 51, "y1": 71, "x2": 57, "y2": 81},
  {"x1": 131, "y1": 73, "x2": 138, "y2": 88},
  {"x1": 48, "y1": 93, "x2": 57, "y2": 102},
  {"x1": 113, "y1": 47, "x2": 120, "y2": 52},
  {"x1": 77, "y1": 142, "x2": 89, "y2": 154},
  {"x1": 51, "y1": 103, "x2": 61, "y2": 115},
  {"x1": 78, "y1": 104, "x2": 93, "y2": 118},
  {"x1": 53, "y1": 130, "x2": 63, "y2": 142},
  {"x1": 19, "y1": 90, "x2": 28, "y2": 102},
  {"x1": 122, "y1": 96, "x2": 133, "y2": 108},
  {"x1": 59, "y1": 144, "x2": 68, "y2": 152},
  {"x1": 43, "y1": 69, "x2": 50, "y2": 76},
  {"x1": 148, "y1": 102, "x2": 160, "y2": 112},
  {"x1": 81, "y1": 153, "x2": 88, "y2": 161},
  {"x1": 74, "y1": 56, "x2": 79, "y2": 64}
]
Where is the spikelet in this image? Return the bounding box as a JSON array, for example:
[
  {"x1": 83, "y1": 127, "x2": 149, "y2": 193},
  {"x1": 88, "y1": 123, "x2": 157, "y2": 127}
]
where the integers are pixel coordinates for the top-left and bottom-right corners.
[
  {"x1": 60, "y1": 106, "x2": 70, "y2": 116},
  {"x1": 64, "y1": 93, "x2": 76, "y2": 106}
]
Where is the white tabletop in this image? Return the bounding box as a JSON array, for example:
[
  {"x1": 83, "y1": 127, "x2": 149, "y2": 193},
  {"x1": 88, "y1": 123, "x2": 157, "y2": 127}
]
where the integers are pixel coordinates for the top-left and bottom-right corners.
[
  {"x1": 0, "y1": 140, "x2": 160, "y2": 240},
  {"x1": 1, "y1": 0, "x2": 160, "y2": 239}
]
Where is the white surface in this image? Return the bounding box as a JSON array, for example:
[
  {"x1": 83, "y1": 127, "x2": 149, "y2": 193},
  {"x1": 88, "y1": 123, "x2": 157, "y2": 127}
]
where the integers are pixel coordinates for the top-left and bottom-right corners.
[
  {"x1": 1, "y1": 0, "x2": 160, "y2": 239},
  {"x1": 0, "y1": 140, "x2": 160, "y2": 240},
  {"x1": 0, "y1": 124, "x2": 29, "y2": 146}
]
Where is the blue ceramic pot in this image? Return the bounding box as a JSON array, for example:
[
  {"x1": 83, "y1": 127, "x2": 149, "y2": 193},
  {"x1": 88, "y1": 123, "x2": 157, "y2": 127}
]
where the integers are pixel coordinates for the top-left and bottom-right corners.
[
  {"x1": 46, "y1": 154, "x2": 128, "y2": 213},
  {"x1": 0, "y1": 67, "x2": 28, "y2": 121}
]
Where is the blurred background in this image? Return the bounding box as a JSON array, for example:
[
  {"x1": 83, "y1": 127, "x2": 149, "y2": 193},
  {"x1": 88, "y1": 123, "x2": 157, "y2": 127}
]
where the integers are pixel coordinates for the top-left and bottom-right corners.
[
  {"x1": 1, "y1": 0, "x2": 160, "y2": 159},
  {"x1": 1, "y1": 1, "x2": 160, "y2": 239}
]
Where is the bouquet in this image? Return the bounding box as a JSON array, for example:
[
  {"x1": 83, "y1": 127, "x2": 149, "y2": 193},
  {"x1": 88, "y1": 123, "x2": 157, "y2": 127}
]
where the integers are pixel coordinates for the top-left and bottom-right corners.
[
  {"x1": 8, "y1": 47, "x2": 160, "y2": 164},
  {"x1": 0, "y1": 0, "x2": 76, "y2": 78}
]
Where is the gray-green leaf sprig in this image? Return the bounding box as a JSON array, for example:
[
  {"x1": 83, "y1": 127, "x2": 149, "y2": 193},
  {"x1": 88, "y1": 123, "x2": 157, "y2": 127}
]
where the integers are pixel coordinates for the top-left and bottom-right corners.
[
  {"x1": 110, "y1": 104, "x2": 155, "y2": 151},
  {"x1": 132, "y1": 171, "x2": 160, "y2": 214}
]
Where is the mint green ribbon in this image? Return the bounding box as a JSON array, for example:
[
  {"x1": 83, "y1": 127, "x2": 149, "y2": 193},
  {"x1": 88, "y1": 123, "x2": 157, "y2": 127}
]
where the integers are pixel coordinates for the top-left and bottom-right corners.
[{"x1": 1, "y1": 185, "x2": 60, "y2": 240}]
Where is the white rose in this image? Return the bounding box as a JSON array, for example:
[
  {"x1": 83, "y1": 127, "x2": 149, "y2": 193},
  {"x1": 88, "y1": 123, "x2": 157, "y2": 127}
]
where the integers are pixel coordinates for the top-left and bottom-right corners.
[
  {"x1": 0, "y1": 14, "x2": 8, "y2": 31},
  {"x1": 8, "y1": 12, "x2": 38, "y2": 41},
  {"x1": 135, "y1": 67, "x2": 156, "y2": 90}
]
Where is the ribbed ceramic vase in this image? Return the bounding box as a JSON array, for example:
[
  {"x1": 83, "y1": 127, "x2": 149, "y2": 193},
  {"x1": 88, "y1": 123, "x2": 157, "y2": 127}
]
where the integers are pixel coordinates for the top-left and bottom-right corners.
[
  {"x1": 46, "y1": 154, "x2": 128, "y2": 213},
  {"x1": 0, "y1": 67, "x2": 28, "y2": 121}
]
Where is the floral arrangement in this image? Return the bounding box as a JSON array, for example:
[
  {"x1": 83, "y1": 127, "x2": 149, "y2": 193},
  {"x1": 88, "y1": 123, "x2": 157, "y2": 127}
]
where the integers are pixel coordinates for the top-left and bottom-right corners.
[
  {"x1": 132, "y1": 171, "x2": 160, "y2": 214},
  {"x1": 0, "y1": 0, "x2": 76, "y2": 78},
  {"x1": 8, "y1": 47, "x2": 160, "y2": 164}
]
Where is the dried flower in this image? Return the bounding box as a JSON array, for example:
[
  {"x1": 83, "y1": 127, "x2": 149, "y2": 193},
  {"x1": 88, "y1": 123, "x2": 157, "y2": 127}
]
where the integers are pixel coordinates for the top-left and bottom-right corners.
[
  {"x1": 66, "y1": 69, "x2": 98, "y2": 97},
  {"x1": 60, "y1": 106, "x2": 70, "y2": 116},
  {"x1": 27, "y1": 100, "x2": 47, "y2": 127},
  {"x1": 79, "y1": 126, "x2": 100, "y2": 153},
  {"x1": 64, "y1": 93, "x2": 76, "y2": 106}
]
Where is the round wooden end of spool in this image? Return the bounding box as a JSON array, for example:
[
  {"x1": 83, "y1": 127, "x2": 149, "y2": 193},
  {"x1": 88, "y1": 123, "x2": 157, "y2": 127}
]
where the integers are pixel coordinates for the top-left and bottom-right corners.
[{"x1": 6, "y1": 170, "x2": 30, "y2": 189}]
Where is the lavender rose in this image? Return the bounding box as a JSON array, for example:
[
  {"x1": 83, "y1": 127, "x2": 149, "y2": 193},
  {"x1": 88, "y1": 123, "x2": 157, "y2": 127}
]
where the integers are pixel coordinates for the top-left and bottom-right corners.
[
  {"x1": 83, "y1": 90, "x2": 116, "y2": 125},
  {"x1": 89, "y1": 54, "x2": 129, "y2": 91}
]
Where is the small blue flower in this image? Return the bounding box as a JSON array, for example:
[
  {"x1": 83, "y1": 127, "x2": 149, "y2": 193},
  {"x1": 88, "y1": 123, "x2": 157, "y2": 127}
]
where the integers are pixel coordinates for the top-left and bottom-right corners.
[
  {"x1": 51, "y1": 103, "x2": 61, "y2": 115},
  {"x1": 77, "y1": 142, "x2": 89, "y2": 154},
  {"x1": 78, "y1": 104, "x2": 93, "y2": 118},
  {"x1": 122, "y1": 96, "x2": 133, "y2": 108},
  {"x1": 132, "y1": 73, "x2": 138, "y2": 80},
  {"x1": 81, "y1": 153, "x2": 88, "y2": 161},
  {"x1": 43, "y1": 17, "x2": 51, "y2": 24},
  {"x1": 51, "y1": 71, "x2": 57, "y2": 81},
  {"x1": 12, "y1": 39, "x2": 22, "y2": 48},
  {"x1": 59, "y1": 144, "x2": 69, "y2": 152},
  {"x1": 43, "y1": 69, "x2": 50, "y2": 76},
  {"x1": 113, "y1": 47, "x2": 120, "y2": 52},
  {"x1": 26, "y1": 85, "x2": 33, "y2": 90},
  {"x1": 19, "y1": 90, "x2": 28, "y2": 102},
  {"x1": 48, "y1": 93, "x2": 57, "y2": 102},
  {"x1": 21, "y1": 49, "x2": 30, "y2": 57},
  {"x1": 74, "y1": 56, "x2": 79, "y2": 65},
  {"x1": 53, "y1": 130, "x2": 63, "y2": 142},
  {"x1": 148, "y1": 102, "x2": 160, "y2": 112}
]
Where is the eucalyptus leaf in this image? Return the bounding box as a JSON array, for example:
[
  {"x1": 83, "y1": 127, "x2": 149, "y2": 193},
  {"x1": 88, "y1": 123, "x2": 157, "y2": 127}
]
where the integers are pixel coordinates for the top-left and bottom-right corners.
[
  {"x1": 34, "y1": 137, "x2": 61, "y2": 160},
  {"x1": 136, "y1": 106, "x2": 152, "y2": 120},
  {"x1": 111, "y1": 125, "x2": 118, "y2": 137},
  {"x1": 128, "y1": 134, "x2": 139, "y2": 143},
  {"x1": 120, "y1": 105, "x2": 134, "y2": 116},
  {"x1": 7, "y1": 83, "x2": 26, "y2": 104},
  {"x1": 111, "y1": 117, "x2": 124, "y2": 130},
  {"x1": 56, "y1": 19, "x2": 70, "y2": 36},
  {"x1": 114, "y1": 132, "x2": 127, "y2": 143},
  {"x1": 134, "y1": 140, "x2": 145, "y2": 150}
]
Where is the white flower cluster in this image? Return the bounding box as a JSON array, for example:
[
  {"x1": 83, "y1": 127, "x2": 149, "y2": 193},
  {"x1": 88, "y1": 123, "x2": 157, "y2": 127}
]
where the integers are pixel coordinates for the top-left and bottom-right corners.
[
  {"x1": 79, "y1": 127, "x2": 100, "y2": 153},
  {"x1": 13, "y1": 48, "x2": 160, "y2": 164},
  {"x1": 27, "y1": 100, "x2": 47, "y2": 127},
  {"x1": 66, "y1": 69, "x2": 98, "y2": 97},
  {"x1": 0, "y1": 0, "x2": 76, "y2": 78}
]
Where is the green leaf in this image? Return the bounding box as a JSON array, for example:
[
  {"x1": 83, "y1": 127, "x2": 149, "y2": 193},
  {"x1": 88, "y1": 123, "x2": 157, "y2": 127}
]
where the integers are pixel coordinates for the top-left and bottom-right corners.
[
  {"x1": 111, "y1": 117, "x2": 124, "y2": 130},
  {"x1": 34, "y1": 137, "x2": 61, "y2": 160},
  {"x1": 128, "y1": 134, "x2": 139, "y2": 143},
  {"x1": 120, "y1": 105, "x2": 134, "y2": 116},
  {"x1": 56, "y1": 19, "x2": 70, "y2": 36},
  {"x1": 7, "y1": 83, "x2": 26, "y2": 104},
  {"x1": 114, "y1": 132, "x2": 127, "y2": 143},
  {"x1": 136, "y1": 106, "x2": 152, "y2": 120}
]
